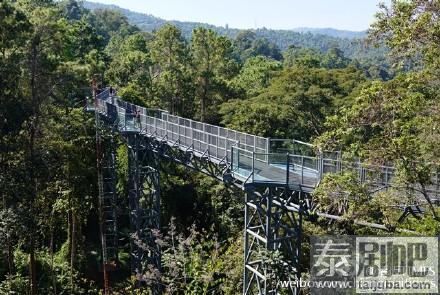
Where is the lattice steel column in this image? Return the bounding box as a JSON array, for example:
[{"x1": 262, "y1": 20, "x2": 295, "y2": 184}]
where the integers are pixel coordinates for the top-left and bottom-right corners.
[
  {"x1": 127, "y1": 134, "x2": 161, "y2": 291},
  {"x1": 95, "y1": 113, "x2": 119, "y2": 294},
  {"x1": 243, "y1": 186, "x2": 302, "y2": 295}
]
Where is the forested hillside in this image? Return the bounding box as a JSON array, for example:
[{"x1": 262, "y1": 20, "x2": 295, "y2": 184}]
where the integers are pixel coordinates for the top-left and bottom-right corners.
[
  {"x1": 83, "y1": 1, "x2": 384, "y2": 62},
  {"x1": 292, "y1": 27, "x2": 366, "y2": 39},
  {"x1": 1, "y1": 0, "x2": 439, "y2": 294}
]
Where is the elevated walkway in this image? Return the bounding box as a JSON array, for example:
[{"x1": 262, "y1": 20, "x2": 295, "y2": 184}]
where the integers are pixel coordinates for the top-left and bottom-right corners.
[
  {"x1": 87, "y1": 86, "x2": 440, "y2": 295},
  {"x1": 88, "y1": 88, "x2": 440, "y2": 198}
]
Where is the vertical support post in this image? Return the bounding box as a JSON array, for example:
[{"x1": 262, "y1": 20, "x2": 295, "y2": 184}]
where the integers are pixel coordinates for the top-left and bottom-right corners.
[
  {"x1": 217, "y1": 127, "x2": 219, "y2": 159},
  {"x1": 243, "y1": 191, "x2": 250, "y2": 295},
  {"x1": 231, "y1": 146, "x2": 234, "y2": 171},
  {"x1": 264, "y1": 187, "x2": 272, "y2": 293},
  {"x1": 301, "y1": 156, "x2": 304, "y2": 186},
  {"x1": 318, "y1": 150, "x2": 324, "y2": 180},
  {"x1": 191, "y1": 121, "x2": 194, "y2": 148},
  {"x1": 357, "y1": 160, "x2": 362, "y2": 182},
  {"x1": 385, "y1": 167, "x2": 388, "y2": 186},
  {"x1": 286, "y1": 153, "x2": 290, "y2": 186},
  {"x1": 436, "y1": 171, "x2": 439, "y2": 192},
  {"x1": 237, "y1": 147, "x2": 240, "y2": 172},
  {"x1": 266, "y1": 138, "x2": 270, "y2": 163},
  {"x1": 337, "y1": 151, "x2": 342, "y2": 172},
  {"x1": 252, "y1": 152, "x2": 255, "y2": 182},
  {"x1": 224, "y1": 132, "x2": 228, "y2": 161},
  {"x1": 203, "y1": 123, "x2": 207, "y2": 150},
  {"x1": 178, "y1": 119, "x2": 181, "y2": 144}
]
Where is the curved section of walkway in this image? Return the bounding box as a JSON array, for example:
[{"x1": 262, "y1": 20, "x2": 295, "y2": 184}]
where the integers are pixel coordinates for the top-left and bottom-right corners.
[{"x1": 88, "y1": 87, "x2": 440, "y2": 201}]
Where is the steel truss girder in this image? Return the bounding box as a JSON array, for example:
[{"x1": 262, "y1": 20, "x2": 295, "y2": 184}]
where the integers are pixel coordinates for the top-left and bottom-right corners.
[
  {"x1": 126, "y1": 133, "x2": 161, "y2": 292},
  {"x1": 143, "y1": 135, "x2": 233, "y2": 183},
  {"x1": 244, "y1": 186, "x2": 304, "y2": 295}
]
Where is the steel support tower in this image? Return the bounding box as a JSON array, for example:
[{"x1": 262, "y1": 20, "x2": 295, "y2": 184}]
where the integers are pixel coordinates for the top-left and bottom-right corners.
[
  {"x1": 126, "y1": 133, "x2": 161, "y2": 292},
  {"x1": 243, "y1": 185, "x2": 303, "y2": 294}
]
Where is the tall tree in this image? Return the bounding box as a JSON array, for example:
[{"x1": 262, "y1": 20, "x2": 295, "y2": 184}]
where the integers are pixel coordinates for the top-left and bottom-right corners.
[
  {"x1": 191, "y1": 27, "x2": 238, "y2": 123},
  {"x1": 369, "y1": 0, "x2": 440, "y2": 72},
  {"x1": 283, "y1": 46, "x2": 322, "y2": 68},
  {"x1": 151, "y1": 25, "x2": 193, "y2": 116},
  {"x1": 0, "y1": 0, "x2": 31, "y2": 281},
  {"x1": 106, "y1": 32, "x2": 154, "y2": 105},
  {"x1": 232, "y1": 55, "x2": 282, "y2": 97},
  {"x1": 321, "y1": 46, "x2": 350, "y2": 69},
  {"x1": 86, "y1": 8, "x2": 138, "y2": 46}
]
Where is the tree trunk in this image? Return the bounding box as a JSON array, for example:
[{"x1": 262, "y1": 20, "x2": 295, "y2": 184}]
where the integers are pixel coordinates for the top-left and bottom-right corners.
[
  {"x1": 7, "y1": 243, "x2": 14, "y2": 275},
  {"x1": 50, "y1": 218, "x2": 57, "y2": 295},
  {"x1": 200, "y1": 76, "x2": 208, "y2": 123},
  {"x1": 71, "y1": 210, "x2": 77, "y2": 269},
  {"x1": 29, "y1": 35, "x2": 39, "y2": 295},
  {"x1": 30, "y1": 242, "x2": 37, "y2": 295},
  {"x1": 67, "y1": 209, "x2": 75, "y2": 294},
  {"x1": 3, "y1": 196, "x2": 14, "y2": 275}
]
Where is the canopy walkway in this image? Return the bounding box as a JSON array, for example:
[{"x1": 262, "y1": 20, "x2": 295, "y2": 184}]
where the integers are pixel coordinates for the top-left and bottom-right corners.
[{"x1": 86, "y1": 87, "x2": 440, "y2": 295}]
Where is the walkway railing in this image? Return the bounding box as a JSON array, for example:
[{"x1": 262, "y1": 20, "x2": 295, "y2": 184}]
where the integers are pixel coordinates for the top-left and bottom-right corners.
[
  {"x1": 92, "y1": 89, "x2": 266, "y2": 163},
  {"x1": 89, "y1": 88, "x2": 440, "y2": 195}
]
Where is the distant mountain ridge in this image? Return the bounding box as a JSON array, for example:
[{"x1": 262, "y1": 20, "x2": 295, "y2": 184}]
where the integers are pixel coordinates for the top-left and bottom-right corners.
[
  {"x1": 292, "y1": 27, "x2": 366, "y2": 39},
  {"x1": 83, "y1": 1, "x2": 365, "y2": 39},
  {"x1": 83, "y1": 1, "x2": 383, "y2": 61}
]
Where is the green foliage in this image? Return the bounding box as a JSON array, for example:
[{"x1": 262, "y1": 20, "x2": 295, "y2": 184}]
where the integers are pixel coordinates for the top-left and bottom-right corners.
[
  {"x1": 216, "y1": 236, "x2": 243, "y2": 295},
  {"x1": 369, "y1": 0, "x2": 440, "y2": 72},
  {"x1": 316, "y1": 73, "x2": 438, "y2": 162},
  {"x1": 321, "y1": 47, "x2": 351, "y2": 69},
  {"x1": 401, "y1": 210, "x2": 440, "y2": 235},
  {"x1": 140, "y1": 219, "x2": 243, "y2": 295},
  {"x1": 284, "y1": 45, "x2": 354, "y2": 70},
  {"x1": 191, "y1": 27, "x2": 239, "y2": 122},
  {"x1": 283, "y1": 46, "x2": 322, "y2": 68},
  {"x1": 233, "y1": 30, "x2": 282, "y2": 61},
  {"x1": 232, "y1": 56, "x2": 282, "y2": 97},
  {"x1": 316, "y1": 72, "x2": 440, "y2": 219},
  {"x1": 85, "y1": 8, "x2": 138, "y2": 46},
  {"x1": 151, "y1": 25, "x2": 194, "y2": 116},
  {"x1": 0, "y1": 274, "x2": 29, "y2": 295},
  {"x1": 107, "y1": 32, "x2": 153, "y2": 105},
  {"x1": 59, "y1": 0, "x2": 87, "y2": 21},
  {"x1": 313, "y1": 172, "x2": 402, "y2": 229},
  {"x1": 221, "y1": 67, "x2": 366, "y2": 140},
  {"x1": 0, "y1": 0, "x2": 30, "y2": 137}
]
